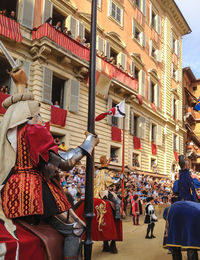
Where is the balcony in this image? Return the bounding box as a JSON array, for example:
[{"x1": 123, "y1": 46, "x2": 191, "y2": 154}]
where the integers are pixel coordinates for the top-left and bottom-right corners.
[
  {"x1": 0, "y1": 14, "x2": 22, "y2": 42},
  {"x1": 32, "y1": 23, "x2": 138, "y2": 92},
  {"x1": 186, "y1": 142, "x2": 198, "y2": 159},
  {"x1": 184, "y1": 106, "x2": 196, "y2": 125}
]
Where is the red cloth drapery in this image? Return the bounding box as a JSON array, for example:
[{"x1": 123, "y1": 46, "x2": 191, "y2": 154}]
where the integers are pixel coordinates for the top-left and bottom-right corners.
[
  {"x1": 0, "y1": 92, "x2": 10, "y2": 114},
  {"x1": 0, "y1": 222, "x2": 45, "y2": 260},
  {"x1": 151, "y1": 103, "x2": 157, "y2": 112},
  {"x1": 111, "y1": 126, "x2": 121, "y2": 142},
  {"x1": 50, "y1": 106, "x2": 67, "y2": 127},
  {"x1": 151, "y1": 143, "x2": 157, "y2": 155},
  {"x1": 32, "y1": 24, "x2": 138, "y2": 91},
  {"x1": 133, "y1": 136, "x2": 141, "y2": 149},
  {"x1": 32, "y1": 23, "x2": 90, "y2": 61},
  {"x1": 174, "y1": 151, "x2": 178, "y2": 162},
  {"x1": 0, "y1": 14, "x2": 22, "y2": 42},
  {"x1": 101, "y1": 59, "x2": 138, "y2": 91},
  {"x1": 136, "y1": 94, "x2": 143, "y2": 105}
]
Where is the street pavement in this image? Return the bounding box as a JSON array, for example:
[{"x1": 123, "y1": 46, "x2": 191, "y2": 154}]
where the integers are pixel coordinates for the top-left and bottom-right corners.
[{"x1": 92, "y1": 217, "x2": 188, "y2": 260}]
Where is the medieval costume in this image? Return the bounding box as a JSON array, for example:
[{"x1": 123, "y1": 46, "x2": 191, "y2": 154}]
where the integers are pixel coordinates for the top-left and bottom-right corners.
[
  {"x1": 0, "y1": 69, "x2": 99, "y2": 260},
  {"x1": 144, "y1": 197, "x2": 157, "y2": 239},
  {"x1": 130, "y1": 194, "x2": 142, "y2": 225},
  {"x1": 76, "y1": 155, "x2": 122, "y2": 254},
  {"x1": 163, "y1": 155, "x2": 199, "y2": 260}
]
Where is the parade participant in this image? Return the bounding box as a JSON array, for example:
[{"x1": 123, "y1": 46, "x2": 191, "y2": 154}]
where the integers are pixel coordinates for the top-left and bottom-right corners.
[
  {"x1": 76, "y1": 155, "x2": 123, "y2": 254},
  {"x1": 173, "y1": 155, "x2": 198, "y2": 202},
  {"x1": 94, "y1": 155, "x2": 121, "y2": 219},
  {"x1": 0, "y1": 69, "x2": 99, "y2": 260},
  {"x1": 130, "y1": 194, "x2": 142, "y2": 225},
  {"x1": 166, "y1": 155, "x2": 199, "y2": 260},
  {"x1": 144, "y1": 197, "x2": 157, "y2": 239}
]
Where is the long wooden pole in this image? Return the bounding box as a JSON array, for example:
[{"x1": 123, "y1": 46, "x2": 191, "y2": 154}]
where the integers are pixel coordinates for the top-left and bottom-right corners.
[
  {"x1": 121, "y1": 117, "x2": 125, "y2": 215},
  {"x1": 84, "y1": 0, "x2": 97, "y2": 259}
]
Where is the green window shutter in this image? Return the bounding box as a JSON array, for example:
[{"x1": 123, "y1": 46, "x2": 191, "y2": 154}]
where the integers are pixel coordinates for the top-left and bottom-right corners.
[
  {"x1": 42, "y1": 0, "x2": 53, "y2": 24},
  {"x1": 42, "y1": 67, "x2": 53, "y2": 104},
  {"x1": 96, "y1": 36, "x2": 105, "y2": 53},
  {"x1": 148, "y1": 76, "x2": 151, "y2": 102},
  {"x1": 132, "y1": 19, "x2": 136, "y2": 39},
  {"x1": 125, "y1": 104, "x2": 130, "y2": 131},
  {"x1": 130, "y1": 111, "x2": 134, "y2": 135},
  {"x1": 149, "y1": 2, "x2": 152, "y2": 25},
  {"x1": 78, "y1": 22, "x2": 85, "y2": 42},
  {"x1": 69, "y1": 79, "x2": 80, "y2": 113},
  {"x1": 142, "y1": 0, "x2": 146, "y2": 16},
  {"x1": 21, "y1": 0, "x2": 35, "y2": 29},
  {"x1": 105, "y1": 41, "x2": 111, "y2": 59},
  {"x1": 157, "y1": 125, "x2": 163, "y2": 146}
]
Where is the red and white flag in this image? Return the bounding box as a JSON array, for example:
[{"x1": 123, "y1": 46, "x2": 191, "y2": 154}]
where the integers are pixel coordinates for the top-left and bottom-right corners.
[{"x1": 95, "y1": 100, "x2": 125, "y2": 121}]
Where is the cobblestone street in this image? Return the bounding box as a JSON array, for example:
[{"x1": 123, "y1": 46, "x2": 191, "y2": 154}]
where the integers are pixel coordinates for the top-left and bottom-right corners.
[{"x1": 92, "y1": 218, "x2": 187, "y2": 260}]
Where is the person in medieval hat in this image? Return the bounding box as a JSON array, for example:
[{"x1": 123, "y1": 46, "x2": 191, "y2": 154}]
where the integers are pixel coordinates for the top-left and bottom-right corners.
[
  {"x1": 130, "y1": 194, "x2": 142, "y2": 225},
  {"x1": 144, "y1": 197, "x2": 157, "y2": 239},
  {"x1": 0, "y1": 69, "x2": 99, "y2": 259}
]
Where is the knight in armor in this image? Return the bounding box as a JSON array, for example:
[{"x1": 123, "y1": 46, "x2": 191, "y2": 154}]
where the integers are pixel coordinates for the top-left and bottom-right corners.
[
  {"x1": 144, "y1": 197, "x2": 157, "y2": 239},
  {"x1": 0, "y1": 69, "x2": 99, "y2": 260}
]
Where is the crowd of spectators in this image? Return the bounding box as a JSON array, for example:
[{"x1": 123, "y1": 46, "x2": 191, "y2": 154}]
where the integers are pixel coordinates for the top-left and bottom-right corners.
[
  {"x1": 0, "y1": 9, "x2": 17, "y2": 21},
  {"x1": 0, "y1": 85, "x2": 9, "y2": 95},
  {"x1": 44, "y1": 18, "x2": 135, "y2": 76}
]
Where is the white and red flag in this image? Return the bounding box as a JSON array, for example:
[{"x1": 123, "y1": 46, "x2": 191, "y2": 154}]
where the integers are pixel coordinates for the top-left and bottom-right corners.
[{"x1": 95, "y1": 100, "x2": 126, "y2": 121}]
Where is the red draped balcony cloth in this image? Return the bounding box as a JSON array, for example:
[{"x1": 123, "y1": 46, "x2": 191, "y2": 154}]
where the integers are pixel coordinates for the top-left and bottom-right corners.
[
  {"x1": 32, "y1": 23, "x2": 90, "y2": 61},
  {"x1": 111, "y1": 126, "x2": 121, "y2": 142},
  {"x1": 133, "y1": 136, "x2": 141, "y2": 149},
  {"x1": 0, "y1": 92, "x2": 10, "y2": 114},
  {"x1": 0, "y1": 14, "x2": 22, "y2": 42},
  {"x1": 50, "y1": 106, "x2": 67, "y2": 127},
  {"x1": 101, "y1": 59, "x2": 138, "y2": 92},
  {"x1": 174, "y1": 151, "x2": 178, "y2": 162},
  {"x1": 151, "y1": 143, "x2": 157, "y2": 155}
]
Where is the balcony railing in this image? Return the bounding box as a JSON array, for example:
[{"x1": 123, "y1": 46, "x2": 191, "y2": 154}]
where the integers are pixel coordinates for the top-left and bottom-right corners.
[
  {"x1": 0, "y1": 14, "x2": 22, "y2": 42},
  {"x1": 32, "y1": 23, "x2": 138, "y2": 92}
]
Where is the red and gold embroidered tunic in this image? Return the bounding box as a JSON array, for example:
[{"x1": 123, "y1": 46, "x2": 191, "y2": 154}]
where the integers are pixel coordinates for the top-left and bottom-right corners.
[{"x1": 2, "y1": 124, "x2": 71, "y2": 219}]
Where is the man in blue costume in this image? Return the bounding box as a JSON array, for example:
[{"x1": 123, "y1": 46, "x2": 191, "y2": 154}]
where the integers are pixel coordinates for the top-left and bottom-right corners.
[{"x1": 164, "y1": 155, "x2": 199, "y2": 260}]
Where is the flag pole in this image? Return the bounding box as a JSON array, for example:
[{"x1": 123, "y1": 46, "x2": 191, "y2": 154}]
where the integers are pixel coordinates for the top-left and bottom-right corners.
[
  {"x1": 84, "y1": 0, "x2": 97, "y2": 259},
  {"x1": 121, "y1": 117, "x2": 125, "y2": 215}
]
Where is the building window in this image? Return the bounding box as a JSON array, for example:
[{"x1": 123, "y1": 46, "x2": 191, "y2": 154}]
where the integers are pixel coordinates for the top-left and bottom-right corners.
[
  {"x1": 111, "y1": 101, "x2": 119, "y2": 127},
  {"x1": 193, "y1": 86, "x2": 197, "y2": 91},
  {"x1": 151, "y1": 158, "x2": 158, "y2": 173},
  {"x1": 151, "y1": 10, "x2": 156, "y2": 29},
  {"x1": 0, "y1": 57, "x2": 12, "y2": 94},
  {"x1": 150, "y1": 81, "x2": 155, "y2": 103},
  {"x1": 151, "y1": 123, "x2": 157, "y2": 143},
  {"x1": 110, "y1": 146, "x2": 120, "y2": 163},
  {"x1": 52, "y1": 7, "x2": 66, "y2": 31},
  {"x1": 134, "y1": 115, "x2": 139, "y2": 137},
  {"x1": 135, "y1": 0, "x2": 140, "y2": 9},
  {"x1": 132, "y1": 152, "x2": 140, "y2": 167},
  {"x1": 0, "y1": 0, "x2": 18, "y2": 20},
  {"x1": 135, "y1": 67, "x2": 139, "y2": 80},
  {"x1": 110, "y1": 1, "x2": 123, "y2": 25},
  {"x1": 52, "y1": 75, "x2": 65, "y2": 109},
  {"x1": 134, "y1": 27, "x2": 141, "y2": 42},
  {"x1": 173, "y1": 134, "x2": 178, "y2": 152}
]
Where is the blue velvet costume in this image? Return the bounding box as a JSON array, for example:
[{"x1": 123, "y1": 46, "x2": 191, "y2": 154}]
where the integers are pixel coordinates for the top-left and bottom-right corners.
[{"x1": 163, "y1": 169, "x2": 200, "y2": 249}]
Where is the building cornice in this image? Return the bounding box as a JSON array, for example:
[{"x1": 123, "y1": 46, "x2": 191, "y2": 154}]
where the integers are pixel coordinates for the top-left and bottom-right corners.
[{"x1": 159, "y1": 0, "x2": 191, "y2": 36}]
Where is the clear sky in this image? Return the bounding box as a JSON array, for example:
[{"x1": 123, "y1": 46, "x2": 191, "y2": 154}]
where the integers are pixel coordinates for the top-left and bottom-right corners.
[{"x1": 175, "y1": 0, "x2": 200, "y2": 79}]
